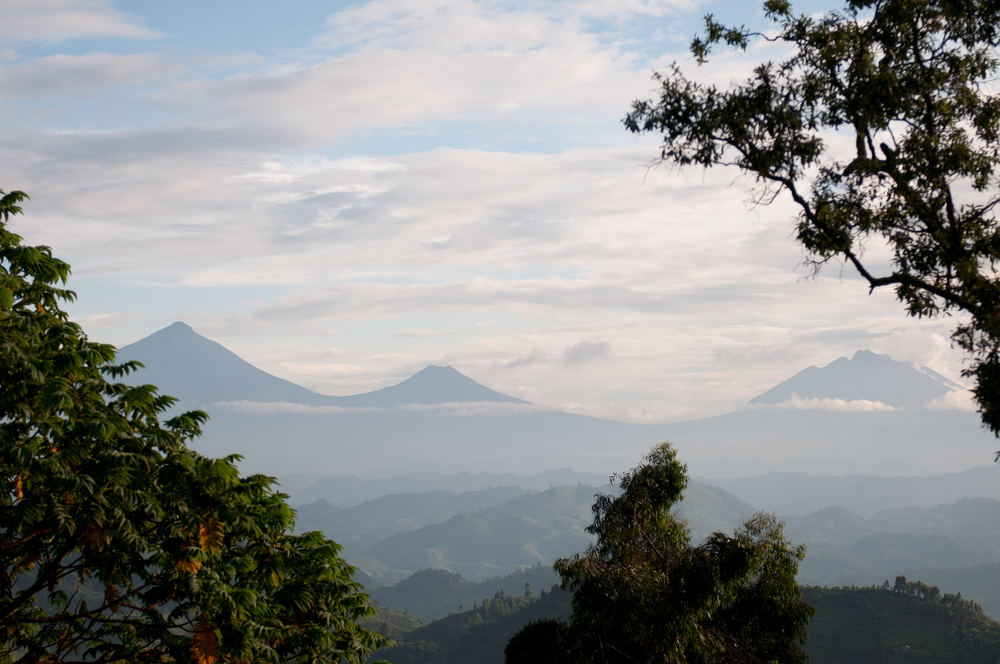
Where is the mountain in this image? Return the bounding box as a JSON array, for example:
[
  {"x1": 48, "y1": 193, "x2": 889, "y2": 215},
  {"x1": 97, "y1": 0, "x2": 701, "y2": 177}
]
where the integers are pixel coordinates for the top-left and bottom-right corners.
[
  {"x1": 113, "y1": 323, "x2": 999, "y2": 481},
  {"x1": 780, "y1": 497, "x2": 1000, "y2": 585},
  {"x1": 370, "y1": 566, "x2": 562, "y2": 622},
  {"x1": 315, "y1": 480, "x2": 755, "y2": 586},
  {"x1": 749, "y1": 349, "x2": 962, "y2": 408},
  {"x1": 116, "y1": 322, "x2": 527, "y2": 408},
  {"x1": 701, "y1": 465, "x2": 1000, "y2": 517},
  {"x1": 288, "y1": 469, "x2": 609, "y2": 506},
  {"x1": 292, "y1": 486, "x2": 536, "y2": 556},
  {"x1": 115, "y1": 322, "x2": 333, "y2": 406},
  {"x1": 335, "y1": 365, "x2": 528, "y2": 407}
]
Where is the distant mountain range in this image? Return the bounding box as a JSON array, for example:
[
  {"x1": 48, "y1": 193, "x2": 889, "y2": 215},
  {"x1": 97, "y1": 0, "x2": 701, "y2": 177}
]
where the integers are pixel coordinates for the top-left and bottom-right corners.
[{"x1": 114, "y1": 322, "x2": 997, "y2": 479}]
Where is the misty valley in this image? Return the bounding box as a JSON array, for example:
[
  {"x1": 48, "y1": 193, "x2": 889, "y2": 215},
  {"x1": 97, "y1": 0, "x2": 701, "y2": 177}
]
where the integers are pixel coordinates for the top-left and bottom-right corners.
[{"x1": 109, "y1": 322, "x2": 1000, "y2": 663}]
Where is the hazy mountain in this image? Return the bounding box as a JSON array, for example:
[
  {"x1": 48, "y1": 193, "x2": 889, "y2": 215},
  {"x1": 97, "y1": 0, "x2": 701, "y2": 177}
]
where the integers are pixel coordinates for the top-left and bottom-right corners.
[
  {"x1": 702, "y1": 465, "x2": 1000, "y2": 517},
  {"x1": 330, "y1": 480, "x2": 755, "y2": 585},
  {"x1": 117, "y1": 322, "x2": 525, "y2": 408},
  {"x1": 288, "y1": 469, "x2": 609, "y2": 506},
  {"x1": 781, "y1": 497, "x2": 1000, "y2": 584},
  {"x1": 349, "y1": 484, "x2": 603, "y2": 584},
  {"x1": 114, "y1": 323, "x2": 998, "y2": 480},
  {"x1": 115, "y1": 322, "x2": 333, "y2": 406},
  {"x1": 335, "y1": 365, "x2": 528, "y2": 407},
  {"x1": 749, "y1": 349, "x2": 962, "y2": 408},
  {"x1": 293, "y1": 487, "x2": 536, "y2": 555}
]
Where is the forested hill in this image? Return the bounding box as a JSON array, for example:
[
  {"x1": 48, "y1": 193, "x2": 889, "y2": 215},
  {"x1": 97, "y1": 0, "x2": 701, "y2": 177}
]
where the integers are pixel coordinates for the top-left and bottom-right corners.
[
  {"x1": 362, "y1": 582, "x2": 1000, "y2": 664},
  {"x1": 802, "y1": 582, "x2": 1000, "y2": 664}
]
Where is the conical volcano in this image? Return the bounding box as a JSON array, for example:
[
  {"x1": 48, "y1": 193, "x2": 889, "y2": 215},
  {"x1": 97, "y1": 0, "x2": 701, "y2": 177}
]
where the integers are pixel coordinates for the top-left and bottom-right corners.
[
  {"x1": 748, "y1": 349, "x2": 964, "y2": 409},
  {"x1": 115, "y1": 322, "x2": 334, "y2": 406},
  {"x1": 337, "y1": 365, "x2": 529, "y2": 408}
]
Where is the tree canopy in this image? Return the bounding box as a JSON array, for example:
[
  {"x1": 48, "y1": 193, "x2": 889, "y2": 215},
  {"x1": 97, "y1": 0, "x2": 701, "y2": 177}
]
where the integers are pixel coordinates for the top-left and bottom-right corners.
[
  {"x1": 506, "y1": 443, "x2": 813, "y2": 663},
  {"x1": 0, "y1": 189, "x2": 387, "y2": 663},
  {"x1": 625, "y1": 0, "x2": 1000, "y2": 437}
]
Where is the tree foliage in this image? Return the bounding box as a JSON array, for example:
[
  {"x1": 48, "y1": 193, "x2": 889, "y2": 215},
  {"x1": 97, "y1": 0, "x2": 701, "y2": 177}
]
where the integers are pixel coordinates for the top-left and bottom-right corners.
[
  {"x1": 625, "y1": 0, "x2": 1000, "y2": 436},
  {"x1": 506, "y1": 443, "x2": 813, "y2": 663},
  {"x1": 0, "y1": 189, "x2": 388, "y2": 663}
]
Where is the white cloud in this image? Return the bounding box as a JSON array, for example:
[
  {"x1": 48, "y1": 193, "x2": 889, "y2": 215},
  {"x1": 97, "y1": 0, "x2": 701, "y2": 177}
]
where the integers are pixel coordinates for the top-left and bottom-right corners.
[
  {"x1": 1, "y1": 0, "x2": 986, "y2": 428},
  {"x1": 399, "y1": 401, "x2": 551, "y2": 415},
  {"x1": 926, "y1": 389, "x2": 977, "y2": 412},
  {"x1": 213, "y1": 401, "x2": 383, "y2": 415},
  {"x1": 212, "y1": 399, "x2": 549, "y2": 417},
  {"x1": 741, "y1": 393, "x2": 898, "y2": 412}
]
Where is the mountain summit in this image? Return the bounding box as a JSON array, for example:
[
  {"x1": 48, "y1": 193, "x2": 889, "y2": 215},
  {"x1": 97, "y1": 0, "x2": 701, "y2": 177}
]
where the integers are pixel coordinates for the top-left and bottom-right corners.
[
  {"x1": 338, "y1": 365, "x2": 529, "y2": 407},
  {"x1": 748, "y1": 349, "x2": 964, "y2": 409},
  {"x1": 116, "y1": 322, "x2": 526, "y2": 407},
  {"x1": 116, "y1": 322, "x2": 332, "y2": 406}
]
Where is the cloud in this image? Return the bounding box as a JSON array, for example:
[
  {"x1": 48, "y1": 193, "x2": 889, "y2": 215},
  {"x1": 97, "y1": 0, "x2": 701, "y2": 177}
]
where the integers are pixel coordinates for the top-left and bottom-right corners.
[
  {"x1": 563, "y1": 339, "x2": 612, "y2": 365},
  {"x1": 502, "y1": 349, "x2": 548, "y2": 369},
  {"x1": 0, "y1": 0, "x2": 983, "y2": 425},
  {"x1": 0, "y1": 53, "x2": 178, "y2": 98},
  {"x1": 213, "y1": 401, "x2": 383, "y2": 415},
  {"x1": 741, "y1": 393, "x2": 898, "y2": 412},
  {"x1": 399, "y1": 401, "x2": 551, "y2": 416},
  {"x1": 1, "y1": 0, "x2": 162, "y2": 43},
  {"x1": 212, "y1": 399, "x2": 549, "y2": 417},
  {"x1": 926, "y1": 389, "x2": 977, "y2": 412}
]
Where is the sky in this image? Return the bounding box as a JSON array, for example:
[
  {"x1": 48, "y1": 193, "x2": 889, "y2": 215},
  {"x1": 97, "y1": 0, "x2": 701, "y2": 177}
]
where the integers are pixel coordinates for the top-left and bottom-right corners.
[{"x1": 0, "y1": 0, "x2": 976, "y2": 423}]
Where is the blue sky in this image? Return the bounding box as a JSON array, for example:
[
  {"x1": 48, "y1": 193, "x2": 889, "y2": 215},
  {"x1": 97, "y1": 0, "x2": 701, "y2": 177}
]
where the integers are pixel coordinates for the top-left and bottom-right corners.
[{"x1": 0, "y1": 0, "x2": 972, "y2": 422}]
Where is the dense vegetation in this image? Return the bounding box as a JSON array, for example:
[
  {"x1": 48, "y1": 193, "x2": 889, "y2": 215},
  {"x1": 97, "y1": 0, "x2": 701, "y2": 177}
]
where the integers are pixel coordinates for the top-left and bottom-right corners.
[
  {"x1": 803, "y1": 582, "x2": 1000, "y2": 663},
  {"x1": 358, "y1": 577, "x2": 1000, "y2": 664},
  {"x1": 512, "y1": 443, "x2": 813, "y2": 663},
  {"x1": 370, "y1": 565, "x2": 559, "y2": 622},
  {"x1": 371, "y1": 584, "x2": 572, "y2": 664},
  {"x1": 0, "y1": 190, "x2": 386, "y2": 663}
]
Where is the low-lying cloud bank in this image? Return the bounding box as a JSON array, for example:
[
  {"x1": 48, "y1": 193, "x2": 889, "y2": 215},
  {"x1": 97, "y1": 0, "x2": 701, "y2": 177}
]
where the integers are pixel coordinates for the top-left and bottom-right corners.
[
  {"x1": 742, "y1": 388, "x2": 977, "y2": 413},
  {"x1": 742, "y1": 393, "x2": 898, "y2": 412},
  {"x1": 213, "y1": 401, "x2": 383, "y2": 415},
  {"x1": 213, "y1": 400, "x2": 551, "y2": 417}
]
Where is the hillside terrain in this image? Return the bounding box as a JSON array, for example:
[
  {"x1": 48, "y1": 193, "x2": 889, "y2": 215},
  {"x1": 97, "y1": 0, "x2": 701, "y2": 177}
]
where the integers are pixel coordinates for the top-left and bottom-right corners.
[
  {"x1": 802, "y1": 584, "x2": 1000, "y2": 664},
  {"x1": 293, "y1": 486, "x2": 534, "y2": 556},
  {"x1": 786, "y1": 498, "x2": 1000, "y2": 584},
  {"x1": 370, "y1": 566, "x2": 560, "y2": 622},
  {"x1": 704, "y1": 465, "x2": 1000, "y2": 517},
  {"x1": 294, "y1": 479, "x2": 754, "y2": 586},
  {"x1": 361, "y1": 582, "x2": 1000, "y2": 664}
]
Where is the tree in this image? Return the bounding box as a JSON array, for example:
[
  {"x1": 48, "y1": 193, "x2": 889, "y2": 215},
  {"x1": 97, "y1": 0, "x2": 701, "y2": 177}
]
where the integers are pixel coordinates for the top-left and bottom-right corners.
[
  {"x1": 625, "y1": 0, "x2": 1000, "y2": 438},
  {"x1": 506, "y1": 443, "x2": 813, "y2": 663},
  {"x1": 0, "y1": 189, "x2": 388, "y2": 663}
]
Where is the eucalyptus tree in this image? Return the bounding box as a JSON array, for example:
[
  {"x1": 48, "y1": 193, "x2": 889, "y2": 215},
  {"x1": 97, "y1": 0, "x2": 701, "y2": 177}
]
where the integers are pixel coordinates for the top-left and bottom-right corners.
[{"x1": 506, "y1": 443, "x2": 812, "y2": 663}]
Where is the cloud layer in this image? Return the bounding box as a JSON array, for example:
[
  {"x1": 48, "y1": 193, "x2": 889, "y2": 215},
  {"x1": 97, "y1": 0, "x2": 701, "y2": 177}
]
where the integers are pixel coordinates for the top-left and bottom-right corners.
[{"x1": 0, "y1": 0, "x2": 978, "y2": 424}]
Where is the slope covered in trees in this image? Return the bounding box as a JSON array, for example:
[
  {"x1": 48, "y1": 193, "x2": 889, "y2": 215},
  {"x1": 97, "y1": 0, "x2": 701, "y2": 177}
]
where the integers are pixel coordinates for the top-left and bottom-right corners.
[{"x1": 803, "y1": 582, "x2": 1000, "y2": 663}]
